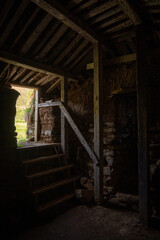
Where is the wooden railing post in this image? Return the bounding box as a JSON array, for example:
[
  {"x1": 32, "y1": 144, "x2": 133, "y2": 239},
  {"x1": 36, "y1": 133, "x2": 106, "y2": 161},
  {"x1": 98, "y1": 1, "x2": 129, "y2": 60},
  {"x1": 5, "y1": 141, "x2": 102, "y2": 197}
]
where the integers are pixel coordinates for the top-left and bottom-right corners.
[
  {"x1": 61, "y1": 76, "x2": 68, "y2": 161},
  {"x1": 34, "y1": 88, "x2": 39, "y2": 142},
  {"x1": 136, "y1": 25, "x2": 149, "y2": 227},
  {"x1": 93, "y1": 41, "x2": 103, "y2": 204}
]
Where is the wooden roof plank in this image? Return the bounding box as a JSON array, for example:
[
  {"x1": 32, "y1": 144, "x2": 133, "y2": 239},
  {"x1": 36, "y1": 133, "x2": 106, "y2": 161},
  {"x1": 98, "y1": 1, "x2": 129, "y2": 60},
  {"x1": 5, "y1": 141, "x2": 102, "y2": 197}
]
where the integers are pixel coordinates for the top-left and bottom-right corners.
[
  {"x1": 46, "y1": 78, "x2": 61, "y2": 94},
  {"x1": 53, "y1": 34, "x2": 82, "y2": 66},
  {"x1": 103, "y1": 19, "x2": 132, "y2": 34},
  {"x1": 38, "y1": 24, "x2": 68, "y2": 59},
  {"x1": 41, "y1": 76, "x2": 59, "y2": 86},
  {"x1": 31, "y1": 0, "x2": 114, "y2": 54},
  {"x1": 0, "y1": 1, "x2": 15, "y2": 29},
  {"x1": 20, "y1": 71, "x2": 35, "y2": 83},
  {"x1": 83, "y1": 1, "x2": 117, "y2": 19},
  {"x1": 0, "y1": 0, "x2": 30, "y2": 46},
  {"x1": 21, "y1": 14, "x2": 53, "y2": 54},
  {"x1": 64, "y1": 40, "x2": 89, "y2": 67},
  {"x1": 32, "y1": 21, "x2": 60, "y2": 57},
  {"x1": 74, "y1": 0, "x2": 96, "y2": 14},
  {"x1": 97, "y1": 13, "x2": 126, "y2": 30},
  {"x1": 11, "y1": 8, "x2": 40, "y2": 49},
  {"x1": 27, "y1": 72, "x2": 42, "y2": 84},
  {"x1": 11, "y1": 68, "x2": 26, "y2": 82},
  {"x1": 89, "y1": 6, "x2": 121, "y2": 25},
  {"x1": 35, "y1": 75, "x2": 51, "y2": 85},
  {"x1": 70, "y1": 45, "x2": 93, "y2": 70},
  {"x1": 116, "y1": 0, "x2": 142, "y2": 25}
]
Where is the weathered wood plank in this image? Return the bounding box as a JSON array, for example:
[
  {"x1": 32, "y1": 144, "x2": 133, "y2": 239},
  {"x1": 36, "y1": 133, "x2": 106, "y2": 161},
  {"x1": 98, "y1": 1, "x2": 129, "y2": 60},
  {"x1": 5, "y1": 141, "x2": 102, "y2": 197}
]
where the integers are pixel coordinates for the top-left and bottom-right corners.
[
  {"x1": 117, "y1": 0, "x2": 142, "y2": 25},
  {"x1": 93, "y1": 42, "x2": 103, "y2": 204},
  {"x1": 136, "y1": 25, "x2": 149, "y2": 227},
  {"x1": 61, "y1": 76, "x2": 68, "y2": 161}
]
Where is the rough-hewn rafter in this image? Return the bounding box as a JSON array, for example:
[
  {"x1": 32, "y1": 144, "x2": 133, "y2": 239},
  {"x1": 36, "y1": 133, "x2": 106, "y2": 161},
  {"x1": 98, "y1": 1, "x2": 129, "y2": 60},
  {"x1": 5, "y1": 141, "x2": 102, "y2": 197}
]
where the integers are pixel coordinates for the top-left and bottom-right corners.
[
  {"x1": 116, "y1": 0, "x2": 142, "y2": 25},
  {"x1": 31, "y1": 0, "x2": 113, "y2": 54}
]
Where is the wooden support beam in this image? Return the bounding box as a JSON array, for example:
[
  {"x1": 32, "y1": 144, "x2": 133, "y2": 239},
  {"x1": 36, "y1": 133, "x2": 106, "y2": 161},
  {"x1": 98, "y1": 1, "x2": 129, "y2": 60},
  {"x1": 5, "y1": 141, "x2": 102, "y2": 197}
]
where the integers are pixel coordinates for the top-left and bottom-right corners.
[
  {"x1": 0, "y1": 50, "x2": 81, "y2": 82},
  {"x1": 136, "y1": 25, "x2": 149, "y2": 227},
  {"x1": 116, "y1": 0, "x2": 142, "y2": 25},
  {"x1": 61, "y1": 76, "x2": 68, "y2": 161},
  {"x1": 86, "y1": 53, "x2": 136, "y2": 69},
  {"x1": 34, "y1": 89, "x2": 39, "y2": 142},
  {"x1": 93, "y1": 42, "x2": 103, "y2": 204},
  {"x1": 59, "y1": 104, "x2": 98, "y2": 164},
  {"x1": 31, "y1": 0, "x2": 113, "y2": 54}
]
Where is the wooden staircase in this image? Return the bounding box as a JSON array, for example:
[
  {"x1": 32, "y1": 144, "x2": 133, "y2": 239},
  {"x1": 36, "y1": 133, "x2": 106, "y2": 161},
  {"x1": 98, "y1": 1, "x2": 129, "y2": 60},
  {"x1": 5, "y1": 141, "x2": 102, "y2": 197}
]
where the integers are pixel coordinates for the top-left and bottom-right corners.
[{"x1": 19, "y1": 143, "x2": 80, "y2": 213}]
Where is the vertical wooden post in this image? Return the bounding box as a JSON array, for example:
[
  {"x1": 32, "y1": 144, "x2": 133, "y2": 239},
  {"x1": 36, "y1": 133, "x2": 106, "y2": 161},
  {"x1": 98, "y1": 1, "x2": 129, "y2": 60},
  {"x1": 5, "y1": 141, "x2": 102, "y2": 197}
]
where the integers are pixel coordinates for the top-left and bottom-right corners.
[
  {"x1": 61, "y1": 76, "x2": 68, "y2": 161},
  {"x1": 34, "y1": 89, "x2": 39, "y2": 142},
  {"x1": 136, "y1": 25, "x2": 149, "y2": 227},
  {"x1": 93, "y1": 41, "x2": 103, "y2": 204}
]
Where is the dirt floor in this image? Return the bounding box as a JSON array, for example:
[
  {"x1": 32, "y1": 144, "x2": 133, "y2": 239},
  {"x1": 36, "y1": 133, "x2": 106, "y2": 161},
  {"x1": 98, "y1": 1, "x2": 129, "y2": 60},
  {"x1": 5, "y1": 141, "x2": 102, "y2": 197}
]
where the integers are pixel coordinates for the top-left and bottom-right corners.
[{"x1": 17, "y1": 205, "x2": 160, "y2": 240}]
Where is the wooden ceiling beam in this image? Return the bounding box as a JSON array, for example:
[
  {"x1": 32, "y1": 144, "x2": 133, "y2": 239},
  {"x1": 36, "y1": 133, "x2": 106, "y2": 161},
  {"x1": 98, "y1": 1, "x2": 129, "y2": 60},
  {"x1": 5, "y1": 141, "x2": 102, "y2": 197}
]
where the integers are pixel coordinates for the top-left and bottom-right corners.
[
  {"x1": 0, "y1": 50, "x2": 82, "y2": 82},
  {"x1": 116, "y1": 0, "x2": 142, "y2": 25},
  {"x1": 0, "y1": 50, "x2": 64, "y2": 77},
  {"x1": 31, "y1": 0, "x2": 113, "y2": 54}
]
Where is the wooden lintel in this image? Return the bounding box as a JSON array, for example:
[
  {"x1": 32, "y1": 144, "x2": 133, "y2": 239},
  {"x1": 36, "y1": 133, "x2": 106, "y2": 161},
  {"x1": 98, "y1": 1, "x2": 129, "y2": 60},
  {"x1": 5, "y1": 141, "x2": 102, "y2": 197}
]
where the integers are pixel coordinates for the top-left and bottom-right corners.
[
  {"x1": 117, "y1": 0, "x2": 142, "y2": 25},
  {"x1": 93, "y1": 42, "x2": 103, "y2": 204}
]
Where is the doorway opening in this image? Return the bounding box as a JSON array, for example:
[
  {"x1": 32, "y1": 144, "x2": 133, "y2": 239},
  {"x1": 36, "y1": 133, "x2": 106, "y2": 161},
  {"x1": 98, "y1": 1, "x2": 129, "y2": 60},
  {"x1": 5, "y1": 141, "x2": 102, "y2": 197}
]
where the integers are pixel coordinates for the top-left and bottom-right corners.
[{"x1": 12, "y1": 85, "x2": 35, "y2": 146}]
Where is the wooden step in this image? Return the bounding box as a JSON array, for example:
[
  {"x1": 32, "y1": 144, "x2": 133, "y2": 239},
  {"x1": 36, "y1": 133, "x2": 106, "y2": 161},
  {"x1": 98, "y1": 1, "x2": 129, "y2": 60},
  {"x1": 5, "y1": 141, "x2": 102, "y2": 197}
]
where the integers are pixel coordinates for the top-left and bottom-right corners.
[
  {"x1": 23, "y1": 153, "x2": 65, "y2": 165},
  {"x1": 37, "y1": 193, "x2": 75, "y2": 212},
  {"x1": 27, "y1": 164, "x2": 74, "y2": 180},
  {"x1": 32, "y1": 175, "x2": 80, "y2": 195}
]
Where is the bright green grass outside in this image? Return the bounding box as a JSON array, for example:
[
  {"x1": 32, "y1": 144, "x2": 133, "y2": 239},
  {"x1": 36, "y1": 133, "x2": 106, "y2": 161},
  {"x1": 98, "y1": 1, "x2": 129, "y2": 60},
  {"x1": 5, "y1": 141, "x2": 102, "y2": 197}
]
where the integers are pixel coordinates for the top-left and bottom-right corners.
[
  {"x1": 13, "y1": 86, "x2": 34, "y2": 143},
  {"x1": 15, "y1": 122, "x2": 27, "y2": 143}
]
